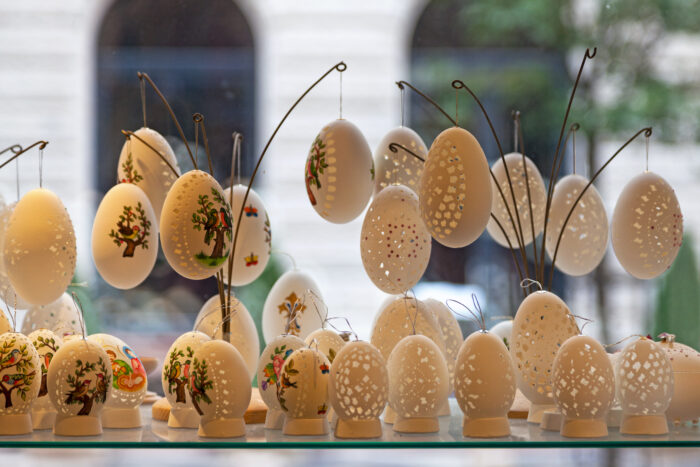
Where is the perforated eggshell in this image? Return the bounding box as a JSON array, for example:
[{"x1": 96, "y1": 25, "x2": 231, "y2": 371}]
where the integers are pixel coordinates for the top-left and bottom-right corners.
[
  {"x1": 118, "y1": 127, "x2": 181, "y2": 222},
  {"x1": 657, "y1": 336, "x2": 700, "y2": 422},
  {"x1": 21, "y1": 293, "x2": 82, "y2": 338},
  {"x1": 305, "y1": 328, "x2": 346, "y2": 364},
  {"x1": 0, "y1": 332, "x2": 41, "y2": 416},
  {"x1": 88, "y1": 334, "x2": 147, "y2": 410},
  {"x1": 424, "y1": 298, "x2": 462, "y2": 388},
  {"x1": 611, "y1": 171, "x2": 683, "y2": 279},
  {"x1": 161, "y1": 331, "x2": 211, "y2": 418},
  {"x1": 360, "y1": 185, "x2": 431, "y2": 294},
  {"x1": 304, "y1": 119, "x2": 374, "y2": 224},
  {"x1": 160, "y1": 170, "x2": 233, "y2": 280},
  {"x1": 257, "y1": 334, "x2": 305, "y2": 412},
  {"x1": 373, "y1": 126, "x2": 426, "y2": 195},
  {"x1": 221, "y1": 184, "x2": 271, "y2": 286},
  {"x1": 4, "y1": 188, "x2": 76, "y2": 306},
  {"x1": 0, "y1": 202, "x2": 30, "y2": 310},
  {"x1": 92, "y1": 183, "x2": 158, "y2": 289},
  {"x1": 28, "y1": 328, "x2": 62, "y2": 415}
]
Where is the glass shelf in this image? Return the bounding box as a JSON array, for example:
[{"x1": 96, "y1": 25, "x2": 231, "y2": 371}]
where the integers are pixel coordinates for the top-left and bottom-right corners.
[{"x1": 3, "y1": 399, "x2": 700, "y2": 449}]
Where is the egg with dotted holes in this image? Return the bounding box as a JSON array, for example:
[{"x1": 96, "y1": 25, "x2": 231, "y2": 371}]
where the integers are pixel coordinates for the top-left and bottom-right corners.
[
  {"x1": 21, "y1": 293, "x2": 83, "y2": 338},
  {"x1": 373, "y1": 126, "x2": 427, "y2": 195},
  {"x1": 657, "y1": 335, "x2": 700, "y2": 423}
]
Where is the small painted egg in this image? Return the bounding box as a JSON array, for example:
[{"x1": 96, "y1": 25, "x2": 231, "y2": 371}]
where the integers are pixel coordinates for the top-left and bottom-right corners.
[
  {"x1": 0, "y1": 332, "x2": 41, "y2": 435},
  {"x1": 304, "y1": 328, "x2": 346, "y2": 365},
  {"x1": 28, "y1": 328, "x2": 62, "y2": 429},
  {"x1": 373, "y1": 126, "x2": 426, "y2": 195}
]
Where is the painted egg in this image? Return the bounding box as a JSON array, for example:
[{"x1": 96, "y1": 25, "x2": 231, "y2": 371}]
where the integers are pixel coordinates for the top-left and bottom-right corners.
[
  {"x1": 360, "y1": 184, "x2": 431, "y2": 294},
  {"x1": 193, "y1": 294, "x2": 259, "y2": 380},
  {"x1": 117, "y1": 127, "x2": 181, "y2": 222},
  {"x1": 373, "y1": 126, "x2": 426, "y2": 195},
  {"x1": 489, "y1": 319, "x2": 513, "y2": 350},
  {"x1": 424, "y1": 298, "x2": 462, "y2": 389},
  {"x1": 419, "y1": 126, "x2": 492, "y2": 248},
  {"x1": 0, "y1": 312, "x2": 9, "y2": 334},
  {"x1": 28, "y1": 328, "x2": 62, "y2": 430},
  {"x1": 0, "y1": 202, "x2": 31, "y2": 310},
  {"x1": 262, "y1": 269, "x2": 324, "y2": 342},
  {"x1": 304, "y1": 119, "x2": 374, "y2": 224},
  {"x1": 545, "y1": 174, "x2": 608, "y2": 276},
  {"x1": 191, "y1": 340, "x2": 251, "y2": 438},
  {"x1": 305, "y1": 328, "x2": 346, "y2": 365},
  {"x1": 160, "y1": 170, "x2": 233, "y2": 280},
  {"x1": 656, "y1": 335, "x2": 700, "y2": 423},
  {"x1": 611, "y1": 171, "x2": 683, "y2": 279},
  {"x1": 88, "y1": 333, "x2": 148, "y2": 428},
  {"x1": 92, "y1": 183, "x2": 158, "y2": 289},
  {"x1": 4, "y1": 188, "x2": 76, "y2": 306},
  {"x1": 220, "y1": 184, "x2": 271, "y2": 286},
  {"x1": 0, "y1": 332, "x2": 41, "y2": 435},
  {"x1": 21, "y1": 293, "x2": 82, "y2": 338},
  {"x1": 47, "y1": 338, "x2": 111, "y2": 436}
]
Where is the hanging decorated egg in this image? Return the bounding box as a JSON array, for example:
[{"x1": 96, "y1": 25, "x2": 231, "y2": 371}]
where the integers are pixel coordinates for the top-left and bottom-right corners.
[
  {"x1": 657, "y1": 334, "x2": 700, "y2": 423},
  {"x1": 21, "y1": 293, "x2": 82, "y2": 338},
  {"x1": 486, "y1": 153, "x2": 546, "y2": 248},
  {"x1": 92, "y1": 183, "x2": 158, "y2": 289},
  {"x1": 160, "y1": 170, "x2": 233, "y2": 280},
  {"x1": 279, "y1": 347, "x2": 331, "y2": 435},
  {"x1": 28, "y1": 328, "x2": 62, "y2": 430},
  {"x1": 4, "y1": 188, "x2": 77, "y2": 306},
  {"x1": 418, "y1": 126, "x2": 492, "y2": 248},
  {"x1": 611, "y1": 171, "x2": 683, "y2": 279},
  {"x1": 510, "y1": 291, "x2": 579, "y2": 423},
  {"x1": 360, "y1": 184, "x2": 431, "y2": 294},
  {"x1": 117, "y1": 127, "x2": 181, "y2": 222},
  {"x1": 304, "y1": 119, "x2": 374, "y2": 224},
  {"x1": 455, "y1": 330, "x2": 516, "y2": 438},
  {"x1": 256, "y1": 334, "x2": 305, "y2": 429},
  {"x1": 329, "y1": 340, "x2": 388, "y2": 439},
  {"x1": 0, "y1": 332, "x2": 41, "y2": 435},
  {"x1": 305, "y1": 328, "x2": 346, "y2": 365},
  {"x1": 0, "y1": 202, "x2": 31, "y2": 310},
  {"x1": 161, "y1": 331, "x2": 211, "y2": 428},
  {"x1": 373, "y1": 126, "x2": 426, "y2": 195},
  {"x1": 191, "y1": 340, "x2": 251, "y2": 438},
  {"x1": 47, "y1": 338, "x2": 111, "y2": 436},
  {"x1": 220, "y1": 184, "x2": 271, "y2": 286},
  {"x1": 88, "y1": 333, "x2": 148, "y2": 428},
  {"x1": 262, "y1": 269, "x2": 324, "y2": 342}
]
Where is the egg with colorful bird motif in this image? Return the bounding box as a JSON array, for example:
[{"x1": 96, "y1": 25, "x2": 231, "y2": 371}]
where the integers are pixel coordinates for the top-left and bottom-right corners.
[{"x1": 28, "y1": 328, "x2": 62, "y2": 430}]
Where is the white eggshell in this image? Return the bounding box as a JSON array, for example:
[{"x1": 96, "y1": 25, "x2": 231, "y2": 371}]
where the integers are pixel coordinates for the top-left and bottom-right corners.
[
  {"x1": 117, "y1": 127, "x2": 181, "y2": 222},
  {"x1": 658, "y1": 337, "x2": 700, "y2": 422},
  {"x1": 611, "y1": 171, "x2": 683, "y2": 279},
  {"x1": 424, "y1": 298, "x2": 462, "y2": 389},
  {"x1": 221, "y1": 184, "x2": 271, "y2": 286},
  {"x1": 161, "y1": 331, "x2": 211, "y2": 412},
  {"x1": 0, "y1": 202, "x2": 31, "y2": 310},
  {"x1": 360, "y1": 185, "x2": 431, "y2": 294},
  {"x1": 373, "y1": 126, "x2": 426, "y2": 195},
  {"x1": 21, "y1": 293, "x2": 82, "y2": 338},
  {"x1": 257, "y1": 334, "x2": 305, "y2": 412},
  {"x1": 616, "y1": 338, "x2": 673, "y2": 417},
  {"x1": 160, "y1": 170, "x2": 233, "y2": 280},
  {"x1": 92, "y1": 183, "x2": 158, "y2": 289},
  {"x1": 262, "y1": 269, "x2": 324, "y2": 342},
  {"x1": 28, "y1": 329, "x2": 62, "y2": 412},
  {"x1": 4, "y1": 188, "x2": 77, "y2": 306},
  {"x1": 489, "y1": 320, "x2": 513, "y2": 349},
  {"x1": 87, "y1": 334, "x2": 147, "y2": 409},
  {"x1": 305, "y1": 328, "x2": 346, "y2": 365},
  {"x1": 419, "y1": 126, "x2": 492, "y2": 248},
  {"x1": 545, "y1": 174, "x2": 608, "y2": 276},
  {"x1": 304, "y1": 119, "x2": 374, "y2": 224},
  {"x1": 0, "y1": 333, "x2": 41, "y2": 415}
]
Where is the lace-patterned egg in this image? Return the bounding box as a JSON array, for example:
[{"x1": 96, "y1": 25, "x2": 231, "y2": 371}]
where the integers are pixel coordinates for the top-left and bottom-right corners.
[
  {"x1": 191, "y1": 340, "x2": 251, "y2": 438},
  {"x1": 387, "y1": 334, "x2": 449, "y2": 433},
  {"x1": 360, "y1": 185, "x2": 431, "y2": 294},
  {"x1": 611, "y1": 171, "x2": 683, "y2": 279},
  {"x1": 455, "y1": 331, "x2": 516, "y2": 438},
  {"x1": 160, "y1": 170, "x2": 233, "y2": 280},
  {"x1": 4, "y1": 188, "x2": 77, "y2": 306},
  {"x1": 28, "y1": 328, "x2": 62, "y2": 430},
  {"x1": 545, "y1": 174, "x2": 609, "y2": 276},
  {"x1": 657, "y1": 335, "x2": 700, "y2": 423},
  {"x1": 0, "y1": 202, "x2": 31, "y2": 310},
  {"x1": 117, "y1": 127, "x2": 181, "y2": 222},
  {"x1": 304, "y1": 119, "x2": 374, "y2": 224},
  {"x1": 419, "y1": 127, "x2": 492, "y2": 248},
  {"x1": 510, "y1": 291, "x2": 579, "y2": 423},
  {"x1": 0, "y1": 332, "x2": 41, "y2": 435},
  {"x1": 21, "y1": 293, "x2": 82, "y2": 338},
  {"x1": 329, "y1": 340, "x2": 388, "y2": 439},
  {"x1": 552, "y1": 335, "x2": 614, "y2": 438},
  {"x1": 305, "y1": 328, "x2": 346, "y2": 365},
  {"x1": 424, "y1": 298, "x2": 462, "y2": 395},
  {"x1": 486, "y1": 153, "x2": 547, "y2": 248},
  {"x1": 373, "y1": 126, "x2": 427, "y2": 195}
]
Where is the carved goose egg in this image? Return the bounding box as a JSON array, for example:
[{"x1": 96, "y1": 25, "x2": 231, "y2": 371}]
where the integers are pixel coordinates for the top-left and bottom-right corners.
[
  {"x1": 424, "y1": 298, "x2": 463, "y2": 388},
  {"x1": 304, "y1": 119, "x2": 374, "y2": 224},
  {"x1": 360, "y1": 184, "x2": 431, "y2": 294},
  {"x1": 4, "y1": 188, "x2": 77, "y2": 306},
  {"x1": 160, "y1": 170, "x2": 233, "y2": 280},
  {"x1": 117, "y1": 127, "x2": 181, "y2": 222},
  {"x1": 0, "y1": 202, "x2": 31, "y2": 310},
  {"x1": 21, "y1": 293, "x2": 82, "y2": 338},
  {"x1": 418, "y1": 126, "x2": 492, "y2": 248},
  {"x1": 28, "y1": 328, "x2": 62, "y2": 430},
  {"x1": 373, "y1": 126, "x2": 427, "y2": 195},
  {"x1": 0, "y1": 332, "x2": 41, "y2": 435},
  {"x1": 657, "y1": 335, "x2": 700, "y2": 423},
  {"x1": 92, "y1": 183, "x2": 158, "y2": 289},
  {"x1": 611, "y1": 171, "x2": 683, "y2": 279},
  {"x1": 305, "y1": 328, "x2": 346, "y2": 365}
]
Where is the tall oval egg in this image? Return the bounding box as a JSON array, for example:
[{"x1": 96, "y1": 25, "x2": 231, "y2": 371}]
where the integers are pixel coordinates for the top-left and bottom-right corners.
[
  {"x1": 0, "y1": 202, "x2": 30, "y2": 310},
  {"x1": 373, "y1": 126, "x2": 427, "y2": 195}
]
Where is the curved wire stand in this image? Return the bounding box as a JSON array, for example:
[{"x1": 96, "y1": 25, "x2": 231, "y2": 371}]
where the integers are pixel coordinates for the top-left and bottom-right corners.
[{"x1": 0, "y1": 141, "x2": 48, "y2": 171}]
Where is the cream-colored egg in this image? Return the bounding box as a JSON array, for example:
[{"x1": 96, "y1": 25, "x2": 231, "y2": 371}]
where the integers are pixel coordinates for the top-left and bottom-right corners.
[
  {"x1": 92, "y1": 183, "x2": 158, "y2": 289},
  {"x1": 117, "y1": 127, "x2": 181, "y2": 222},
  {"x1": 611, "y1": 171, "x2": 683, "y2": 279},
  {"x1": 262, "y1": 269, "x2": 324, "y2": 342},
  {"x1": 373, "y1": 126, "x2": 427, "y2": 195},
  {"x1": 193, "y1": 295, "x2": 259, "y2": 380},
  {"x1": 0, "y1": 312, "x2": 9, "y2": 334},
  {"x1": 424, "y1": 298, "x2": 462, "y2": 389},
  {"x1": 3, "y1": 188, "x2": 76, "y2": 306},
  {"x1": 419, "y1": 126, "x2": 492, "y2": 248},
  {"x1": 160, "y1": 170, "x2": 233, "y2": 280},
  {"x1": 455, "y1": 331, "x2": 516, "y2": 438},
  {"x1": 657, "y1": 336, "x2": 700, "y2": 423},
  {"x1": 305, "y1": 328, "x2": 346, "y2": 365},
  {"x1": 21, "y1": 293, "x2": 82, "y2": 338},
  {"x1": 0, "y1": 202, "x2": 31, "y2": 310},
  {"x1": 0, "y1": 332, "x2": 41, "y2": 435},
  {"x1": 28, "y1": 328, "x2": 62, "y2": 430},
  {"x1": 545, "y1": 174, "x2": 608, "y2": 276},
  {"x1": 360, "y1": 185, "x2": 431, "y2": 294},
  {"x1": 220, "y1": 184, "x2": 271, "y2": 286},
  {"x1": 192, "y1": 340, "x2": 251, "y2": 438},
  {"x1": 304, "y1": 119, "x2": 374, "y2": 224},
  {"x1": 489, "y1": 319, "x2": 513, "y2": 349}
]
